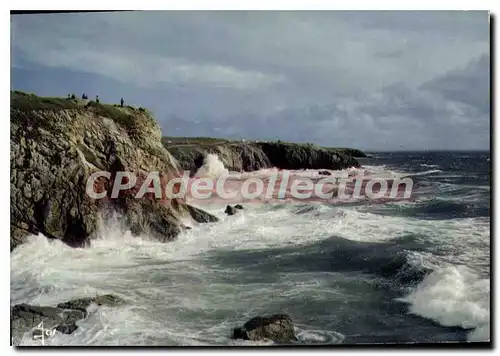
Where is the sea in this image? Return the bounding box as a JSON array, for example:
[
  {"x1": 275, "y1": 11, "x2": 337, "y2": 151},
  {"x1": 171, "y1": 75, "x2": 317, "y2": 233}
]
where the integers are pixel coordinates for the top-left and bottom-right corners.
[{"x1": 10, "y1": 151, "x2": 491, "y2": 345}]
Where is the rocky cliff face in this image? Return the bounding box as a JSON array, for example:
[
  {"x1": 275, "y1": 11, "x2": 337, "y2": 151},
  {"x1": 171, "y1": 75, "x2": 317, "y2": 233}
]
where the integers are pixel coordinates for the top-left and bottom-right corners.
[
  {"x1": 166, "y1": 140, "x2": 361, "y2": 176},
  {"x1": 10, "y1": 92, "x2": 212, "y2": 251},
  {"x1": 167, "y1": 142, "x2": 272, "y2": 175},
  {"x1": 257, "y1": 141, "x2": 361, "y2": 170}
]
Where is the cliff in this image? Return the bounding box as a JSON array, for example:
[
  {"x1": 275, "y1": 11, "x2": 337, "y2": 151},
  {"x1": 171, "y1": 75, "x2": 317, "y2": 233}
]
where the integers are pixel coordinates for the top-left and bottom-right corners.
[
  {"x1": 164, "y1": 138, "x2": 362, "y2": 175},
  {"x1": 10, "y1": 92, "x2": 213, "y2": 251}
]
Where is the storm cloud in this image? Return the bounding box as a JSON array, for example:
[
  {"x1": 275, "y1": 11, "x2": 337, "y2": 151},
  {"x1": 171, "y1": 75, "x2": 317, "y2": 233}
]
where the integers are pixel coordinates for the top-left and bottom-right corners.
[{"x1": 11, "y1": 11, "x2": 490, "y2": 150}]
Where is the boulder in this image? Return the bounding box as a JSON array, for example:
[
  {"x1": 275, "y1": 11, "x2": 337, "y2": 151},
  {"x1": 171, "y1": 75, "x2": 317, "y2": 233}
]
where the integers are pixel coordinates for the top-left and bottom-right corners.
[
  {"x1": 232, "y1": 314, "x2": 298, "y2": 343},
  {"x1": 10, "y1": 303, "x2": 86, "y2": 343},
  {"x1": 319, "y1": 170, "x2": 332, "y2": 176},
  {"x1": 185, "y1": 204, "x2": 219, "y2": 223},
  {"x1": 11, "y1": 294, "x2": 125, "y2": 345},
  {"x1": 225, "y1": 205, "x2": 238, "y2": 216},
  {"x1": 234, "y1": 204, "x2": 244, "y2": 210},
  {"x1": 56, "y1": 294, "x2": 125, "y2": 312}
]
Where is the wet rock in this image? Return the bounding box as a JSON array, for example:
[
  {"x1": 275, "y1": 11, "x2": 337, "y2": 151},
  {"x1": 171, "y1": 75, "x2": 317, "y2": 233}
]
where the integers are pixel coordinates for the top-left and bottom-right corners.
[
  {"x1": 167, "y1": 141, "x2": 362, "y2": 175},
  {"x1": 225, "y1": 205, "x2": 238, "y2": 216},
  {"x1": 224, "y1": 204, "x2": 243, "y2": 215},
  {"x1": 225, "y1": 204, "x2": 244, "y2": 215},
  {"x1": 11, "y1": 294, "x2": 127, "y2": 344},
  {"x1": 319, "y1": 170, "x2": 332, "y2": 176},
  {"x1": 186, "y1": 204, "x2": 219, "y2": 223},
  {"x1": 56, "y1": 294, "x2": 125, "y2": 311},
  {"x1": 232, "y1": 314, "x2": 298, "y2": 343},
  {"x1": 10, "y1": 303, "x2": 86, "y2": 342},
  {"x1": 55, "y1": 322, "x2": 78, "y2": 334}
]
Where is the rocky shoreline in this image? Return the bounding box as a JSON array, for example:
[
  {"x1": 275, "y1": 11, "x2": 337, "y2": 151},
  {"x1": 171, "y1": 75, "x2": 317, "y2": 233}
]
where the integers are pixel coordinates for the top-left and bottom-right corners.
[
  {"x1": 11, "y1": 295, "x2": 125, "y2": 345},
  {"x1": 12, "y1": 294, "x2": 299, "y2": 346},
  {"x1": 165, "y1": 138, "x2": 362, "y2": 176},
  {"x1": 10, "y1": 92, "x2": 365, "y2": 345},
  {"x1": 10, "y1": 91, "x2": 364, "y2": 251},
  {"x1": 10, "y1": 91, "x2": 217, "y2": 250}
]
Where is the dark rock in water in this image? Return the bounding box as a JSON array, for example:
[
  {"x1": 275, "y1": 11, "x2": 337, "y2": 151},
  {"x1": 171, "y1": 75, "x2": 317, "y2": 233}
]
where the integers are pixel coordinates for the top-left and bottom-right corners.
[
  {"x1": 186, "y1": 204, "x2": 219, "y2": 223},
  {"x1": 225, "y1": 205, "x2": 238, "y2": 216},
  {"x1": 57, "y1": 294, "x2": 125, "y2": 311},
  {"x1": 232, "y1": 314, "x2": 298, "y2": 343},
  {"x1": 225, "y1": 204, "x2": 244, "y2": 215},
  {"x1": 56, "y1": 322, "x2": 79, "y2": 334},
  {"x1": 10, "y1": 303, "x2": 87, "y2": 342},
  {"x1": 11, "y1": 295, "x2": 126, "y2": 344},
  {"x1": 319, "y1": 170, "x2": 332, "y2": 176},
  {"x1": 11, "y1": 303, "x2": 86, "y2": 324}
]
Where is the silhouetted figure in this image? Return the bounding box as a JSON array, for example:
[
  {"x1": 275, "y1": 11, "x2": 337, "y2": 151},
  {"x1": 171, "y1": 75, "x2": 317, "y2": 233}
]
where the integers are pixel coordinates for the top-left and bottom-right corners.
[
  {"x1": 120, "y1": 97, "x2": 124, "y2": 107},
  {"x1": 82, "y1": 93, "x2": 88, "y2": 100},
  {"x1": 71, "y1": 93, "x2": 76, "y2": 100},
  {"x1": 67, "y1": 94, "x2": 71, "y2": 99},
  {"x1": 96, "y1": 95, "x2": 100, "y2": 104}
]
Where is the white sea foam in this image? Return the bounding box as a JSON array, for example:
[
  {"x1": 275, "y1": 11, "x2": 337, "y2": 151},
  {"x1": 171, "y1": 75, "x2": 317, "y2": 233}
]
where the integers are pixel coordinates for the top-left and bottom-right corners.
[
  {"x1": 405, "y1": 169, "x2": 442, "y2": 177},
  {"x1": 398, "y1": 265, "x2": 490, "y2": 342},
  {"x1": 194, "y1": 154, "x2": 229, "y2": 179},
  {"x1": 11, "y1": 204, "x2": 351, "y2": 345},
  {"x1": 10, "y1": 165, "x2": 490, "y2": 345}
]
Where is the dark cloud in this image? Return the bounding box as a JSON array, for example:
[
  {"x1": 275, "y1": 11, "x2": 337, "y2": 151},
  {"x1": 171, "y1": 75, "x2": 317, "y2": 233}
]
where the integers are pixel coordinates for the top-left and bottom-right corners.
[
  {"x1": 10, "y1": 11, "x2": 490, "y2": 150},
  {"x1": 421, "y1": 54, "x2": 490, "y2": 115}
]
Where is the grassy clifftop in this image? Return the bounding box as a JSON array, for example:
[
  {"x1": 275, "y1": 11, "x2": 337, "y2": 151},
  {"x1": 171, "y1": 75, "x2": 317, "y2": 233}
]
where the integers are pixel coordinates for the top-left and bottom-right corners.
[
  {"x1": 163, "y1": 136, "x2": 367, "y2": 158},
  {"x1": 11, "y1": 91, "x2": 156, "y2": 134}
]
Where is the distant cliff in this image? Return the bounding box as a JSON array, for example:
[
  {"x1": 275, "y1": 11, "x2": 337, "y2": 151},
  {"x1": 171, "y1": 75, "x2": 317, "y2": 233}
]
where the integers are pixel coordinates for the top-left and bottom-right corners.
[
  {"x1": 164, "y1": 137, "x2": 362, "y2": 176},
  {"x1": 10, "y1": 92, "x2": 213, "y2": 251}
]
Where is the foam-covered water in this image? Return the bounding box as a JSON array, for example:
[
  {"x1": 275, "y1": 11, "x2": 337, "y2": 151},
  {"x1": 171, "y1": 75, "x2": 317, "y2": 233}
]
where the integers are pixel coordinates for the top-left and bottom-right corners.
[{"x1": 11, "y1": 151, "x2": 490, "y2": 345}]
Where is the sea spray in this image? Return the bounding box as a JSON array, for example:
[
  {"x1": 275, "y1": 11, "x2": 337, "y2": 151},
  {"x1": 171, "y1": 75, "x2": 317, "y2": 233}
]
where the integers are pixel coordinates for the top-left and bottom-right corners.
[
  {"x1": 11, "y1": 156, "x2": 491, "y2": 345},
  {"x1": 194, "y1": 154, "x2": 229, "y2": 179},
  {"x1": 398, "y1": 265, "x2": 490, "y2": 341}
]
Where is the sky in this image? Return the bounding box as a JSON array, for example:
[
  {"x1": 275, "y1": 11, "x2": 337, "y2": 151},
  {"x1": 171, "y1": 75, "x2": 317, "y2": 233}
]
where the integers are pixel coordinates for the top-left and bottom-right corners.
[{"x1": 11, "y1": 11, "x2": 490, "y2": 151}]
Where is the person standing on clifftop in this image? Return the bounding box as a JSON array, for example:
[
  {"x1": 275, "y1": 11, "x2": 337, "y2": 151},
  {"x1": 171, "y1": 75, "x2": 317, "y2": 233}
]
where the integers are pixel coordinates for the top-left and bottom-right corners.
[
  {"x1": 120, "y1": 97, "x2": 124, "y2": 107},
  {"x1": 96, "y1": 95, "x2": 100, "y2": 104}
]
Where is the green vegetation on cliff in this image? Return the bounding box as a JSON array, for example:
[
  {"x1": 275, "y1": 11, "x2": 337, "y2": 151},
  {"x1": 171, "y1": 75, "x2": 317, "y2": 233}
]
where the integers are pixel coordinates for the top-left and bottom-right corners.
[
  {"x1": 11, "y1": 91, "x2": 156, "y2": 133},
  {"x1": 163, "y1": 136, "x2": 366, "y2": 158},
  {"x1": 11, "y1": 91, "x2": 80, "y2": 110}
]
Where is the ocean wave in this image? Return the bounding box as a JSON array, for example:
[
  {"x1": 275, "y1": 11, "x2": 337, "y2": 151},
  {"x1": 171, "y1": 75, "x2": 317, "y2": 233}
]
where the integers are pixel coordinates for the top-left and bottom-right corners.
[
  {"x1": 11, "y1": 175, "x2": 490, "y2": 345},
  {"x1": 194, "y1": 153, "x2": 229, "y2": 179},
  {"x1": 420, "y1": 164, "x2": 440, "y2": 168},
  {"x1": 404, "y1": 169, "x2": 442, "y2": 177},
  {"x1": 398, "y1": 265, "x2": 490, "y2": 342}
]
